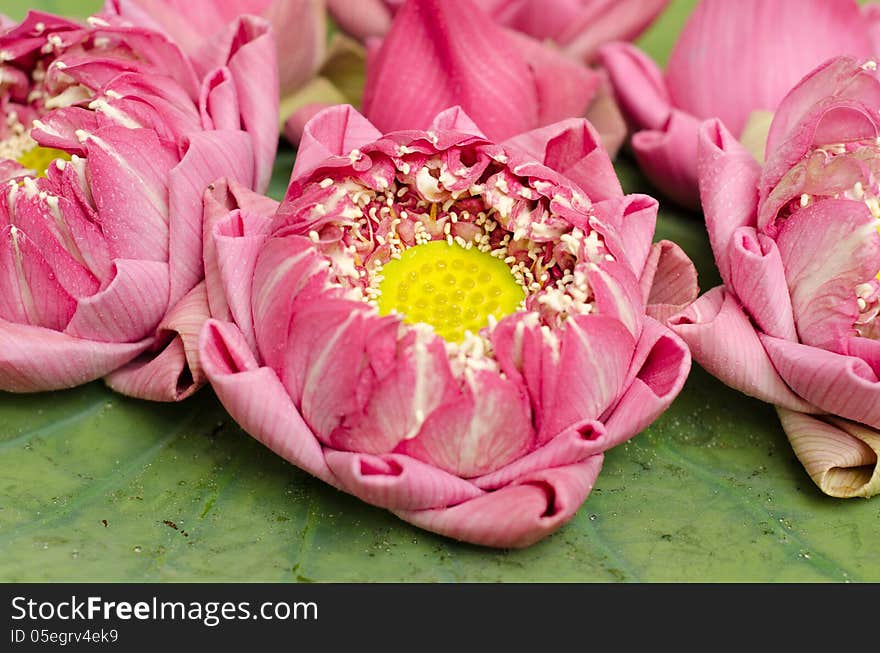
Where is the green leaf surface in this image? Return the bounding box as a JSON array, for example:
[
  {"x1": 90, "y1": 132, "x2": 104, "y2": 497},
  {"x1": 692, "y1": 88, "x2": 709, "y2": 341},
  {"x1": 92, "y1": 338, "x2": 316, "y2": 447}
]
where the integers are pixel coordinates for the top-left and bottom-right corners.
[{"x1": 2, "y1": 0, "x2": 880, "y2": 583}]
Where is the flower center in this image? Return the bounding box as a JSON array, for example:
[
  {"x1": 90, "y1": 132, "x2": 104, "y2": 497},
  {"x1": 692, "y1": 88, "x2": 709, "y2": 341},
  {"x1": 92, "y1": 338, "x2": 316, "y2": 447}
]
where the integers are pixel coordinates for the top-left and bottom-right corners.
[
  {"x1": 16, "y1": 144, "x2": 70, "y2": 177},
  {"x1": 376, "y1": 240, "x2": 525, "y2": 343}
]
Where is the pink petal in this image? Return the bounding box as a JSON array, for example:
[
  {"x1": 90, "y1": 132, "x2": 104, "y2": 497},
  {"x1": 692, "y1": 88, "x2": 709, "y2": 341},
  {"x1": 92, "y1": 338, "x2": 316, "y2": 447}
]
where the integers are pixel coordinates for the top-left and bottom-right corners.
[
  {"x1": 727, "y1": 227, "x2": 797, "y2": 341},
  {"x1": 105, "y1": 281, "x2": 210, "y2": 401},
  {"x1": 502, "y1": 27, "x2": 600, "y2": 127},
  {"x1": 553, "y1": 0, "x2": 669, "y2": 63},
  {"x1": 291, "y1": 104, "x2": 383, "y2": 182},
  {"x1": 777, "y1": 408, "x2": 880, "y2": 498},
  {"x1": 596, "y1": 41, "x2": 671, "y2": 131},
  {"x1": 639, "y1": 240, "x2": 699, "y2": 322},
  {"x1": 83, "y1": 126, "x2": 177, "y2": 262},
  {"x1": 774, "y1": 199, "x2": 880, "y2": 350},
  {"x1": 168, "y1": 131, "x2": 255, "y2": 307},
  {"x1": 539, "y1": 314, "x2": 635, "y2": 443},
  {"x1": 602, "y1": 316, "x2": 690, "y2": 448},
  {"x1": 361, "y1": 0, "x2": 539, "y2": 141},
  {"x1": 65, "y1": 259, "x2": 169, "y2": 343},
  {"x1": 326, "y1": 0, "x2": 394, "y2": 41},
  {"x1": 400, "y1": 369, "x2": 533, "y2": 478},
  {"x1": 427, "y1": 106, "x2": 486, "y2": 138},
  {"x1": 697, "y1": 119, "x2": 762, "y2": 285},
  {"x1": 0, "y1": 318, "x2": 151, "y2": 393},
  {"x1": 667, "y1": 286, "x2": 816, "y2": 412},
  {"x1": 220, "y1": 16, "x2": 280, "y2": 193},
  {"x1": 473, "y1": 420, "x2": 607, "y2": 490},
  {"x1": 199, "y1": 319, "x2": 337, "y2": 485},
  {"x1": 251, "y1": 235, "x2": 335, "y2": 371},
  {"x1": 395, "y1": 457, "x2": 604, "y2": 548},
  {"x1": 503, "y1": 118, "x2": 623, "y2": 202},
  {"x1": 631, "y1": 109, "x2": 703, "y2": 210},
  {"x1": 202, "y1": 178, "x2": 277, "y2": 349},
  {"x1": 763, "y1": 56, "x2": 880, "y2": 181},
  {"x1": 665, "y1": 0, "x2": 873, "y2": 136},
  {"x1": 263, "y1": 0, "x2": 326, "y2": 94},
  {"x1": 864, "y1": 2, "x2": 880, "y2": 57},
  {"x1": 324, "y1": 451, "x2": 484, "y2": 511},
  {"x1": 0, "y1": 225, "x2": 76, "y2": 330},
  {"x1": 762, "y1": 334, "x2": 880, "y2": 429},
  {"x1": 594, "y1": 193, "x2": 658, "y2": 277}
]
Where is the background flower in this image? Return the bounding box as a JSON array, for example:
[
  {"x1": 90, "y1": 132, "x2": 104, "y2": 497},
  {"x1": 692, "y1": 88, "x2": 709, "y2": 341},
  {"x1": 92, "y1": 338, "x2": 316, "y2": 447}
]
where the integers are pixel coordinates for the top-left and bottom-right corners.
[
  {"x1": 328, "y1": 0, "x2": 668, "y2": 64},
  {"x1": 199, "y1": 105, "x2": 695, "y2": 547},
  {"x1": 0, "y1": 10, "x2": 278, "y2": 400},
  {"x1": 668, "y1": 57, "x2": 880, "y2": 497},
  {"x1": 599, "y1": 0, "x2": 878, "y2": 209},
  {"x1": 353, "y1": 0, "x2": 629, "y2": 161}
]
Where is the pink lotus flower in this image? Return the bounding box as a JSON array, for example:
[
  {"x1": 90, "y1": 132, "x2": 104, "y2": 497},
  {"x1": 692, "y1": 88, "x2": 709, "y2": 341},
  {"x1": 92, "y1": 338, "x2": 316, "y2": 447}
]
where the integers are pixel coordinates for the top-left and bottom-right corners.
[
  {"x1": 357, "y1": 0, "x2": 628, "y2": 159},
  {"x1": 0, "y1": 10, "x2": 278, "y2": 400},
  {"x1": 328, "y1": 0, "x2": 668, "y2": 63},
  {"x1": 599, "y1": 0, "x2": 878, "y2": 209},
  {"x1": 668, "y1": 57, "x2": 880, "y2": 498},
  {"x1": 199, "y1": 104, "x2": 696, "y2": 547}
]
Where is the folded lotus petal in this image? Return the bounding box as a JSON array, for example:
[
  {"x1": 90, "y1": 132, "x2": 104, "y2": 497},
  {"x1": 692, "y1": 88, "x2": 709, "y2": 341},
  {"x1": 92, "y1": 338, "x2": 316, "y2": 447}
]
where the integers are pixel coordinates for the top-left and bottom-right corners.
[
  {"x1": 501, "y1": 28, "x2": 599, "y2": 128},
  {"x1": 361, "y1": 0, "x2": 538, "y2": 141},
  {"x1": 327, "y1": 322, "x2": 460, "y2": 454},
  {"x1": 668, "y1": 287, "x2": 815, "y2": 412},
  {"x1": 631, "y1": 109, "x2": 703, "y2": 210},
  {"x1": 105, "y1": 281, "x2": 209, "y2": 401},
  {"x1": 203, "y1": 178, "x2": 277, "y2": 339},
  {"x1": 602, "y1": 317, "x2": 691, "y2": 448},
  {"x1": 639, "y1": 240, "x2": 699, "y2": 322},
  {"x1": 199, "y1": 319, "x2": 337, "y2": 486},
  {"x1": 762, "y1": 335, "x2": 880, "y2": 428},
  {"x1": 594, "y1": 194, "x2": 657, "y2": 276},
  {"x1": 777, "y1": 408, "x2": 880, "y2": 498},
  {"x1": 473, "y1": 420, "x2": 606, "y2": 491},
  {"x1": 847, "y1": 336, "x2": 880, "y2": 377},
  {"x1": 81, "y1": 126, "x2": 177, "y2": 262},
  {"x1": 596, "y1": 41, "x2": 671, "y2": 131},
  {"x1": 291, "y1": 104, "x2": 383, "y2": 182},
  {"x1": 217, "y1": 16, "x2": 279, "y2": 193},
  {"x1": 727, "y1": 227, "x2": 797, "y2": 341},
  {"x1": 251, "y1": 236, "x2": 334, "y2": 371},
  {"x1": 395, "y1": 457, "x2": 604, "y2": 548},
  {"x1": 324, "y1": 451, "x2": 484, "y2": 511},
  {"x1": 538, "y1": 314, "x2": 634, "y2": 443},
  {"x1": 503, "y1": 118, "x2": 623, "y2": 203},
  {"x1": 168, "y1": 131, "x2": 254, "y2": 307},
  {"x1": 0, "y1": 319, "x2": 151, "y2": 392},
  {"x1": 589, "y1": 260, "x2": 644, "y2": 338},
  {"x1": 774, "y1": 199, "x2": 880, "y2": 350},
  {"x1": 763, "y1": 57, "x2": 880, "y2": 181},
  {"x1": 665, "y1": 0, "x2": 872, "y2": 137},
  {"x1": 65, "y1": 259, "x2": 169, "y2": 343},
  {"x1": 697, "y1": 119, "x2": 762, "y2": 285},
  {"x1": 400, "y1": 369, "x2": 533, "y2": 478},
  {"x1": 199, "y1": 67, "x2": 241, "y2": 133},
  {"x1": 0, "y1": 226, "x2": 76, "y2": 330},
  {"x1": 427, "y1": 105, "x2": 486, "y2": 138},
  {"x1": 326, "y1": 0, "x2": 394, "y2": 41}
]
